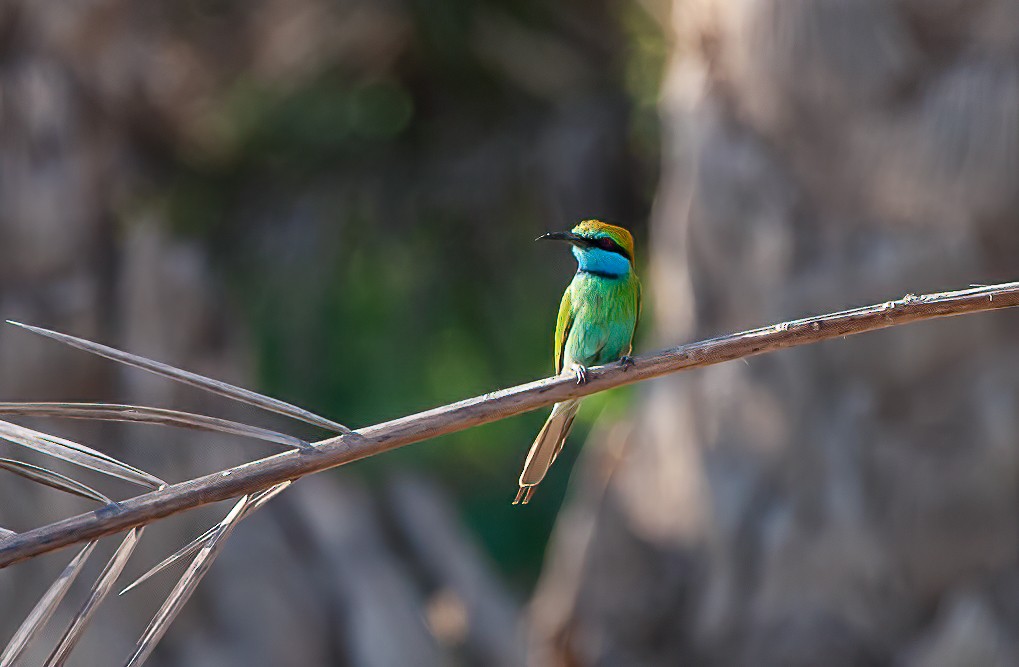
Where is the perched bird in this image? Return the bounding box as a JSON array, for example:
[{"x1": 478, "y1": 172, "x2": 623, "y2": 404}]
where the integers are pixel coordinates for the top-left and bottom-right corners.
[{"x1": 515, "y1": 220, "x2": 641, "y2": 505}]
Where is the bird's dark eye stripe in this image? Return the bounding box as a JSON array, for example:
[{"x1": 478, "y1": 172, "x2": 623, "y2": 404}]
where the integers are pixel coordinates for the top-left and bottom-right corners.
[{"x1": 592, "y1": 236, "x2": 631, "y2": 260}]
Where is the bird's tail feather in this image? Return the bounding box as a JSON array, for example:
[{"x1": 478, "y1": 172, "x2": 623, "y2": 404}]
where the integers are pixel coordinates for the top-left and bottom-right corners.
[{"x1": 514, "y1": 399, "x2": 580, "y2": 505}]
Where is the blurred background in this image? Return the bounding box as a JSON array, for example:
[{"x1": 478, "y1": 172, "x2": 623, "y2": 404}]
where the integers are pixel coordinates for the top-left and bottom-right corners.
[{"x1": 2, "y1": 0, "x2": 1019, "y2": 665}]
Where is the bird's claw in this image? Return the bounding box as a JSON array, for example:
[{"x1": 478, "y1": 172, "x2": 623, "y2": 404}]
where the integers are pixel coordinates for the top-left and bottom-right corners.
[
  {"x1": 619, "y1": 355, "x2": 635, "y2": 371},
  {"x1": 571, "y1": 364, "x2": 590, "y2": 385}
]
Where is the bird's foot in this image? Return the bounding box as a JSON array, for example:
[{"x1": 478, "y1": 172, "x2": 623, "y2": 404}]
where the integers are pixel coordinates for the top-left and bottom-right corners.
[
  {"x1": 570, "y1": 364, "x2": 590, "y2": 385},
  {"x1": 513, "y1": 486, "x2": 536, "y2": 505},
  {"x1": 619, "y1": 355, "x2": 635, "y2": 371}
]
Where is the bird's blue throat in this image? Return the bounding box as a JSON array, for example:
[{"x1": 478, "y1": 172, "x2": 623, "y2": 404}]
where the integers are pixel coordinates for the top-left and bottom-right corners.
[{"x1": 573, "y1": 246, "x2": 631, "y2": 278}]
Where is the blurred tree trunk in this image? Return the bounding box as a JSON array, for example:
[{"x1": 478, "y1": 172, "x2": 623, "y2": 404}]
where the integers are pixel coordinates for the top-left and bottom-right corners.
[
  {"x1": 0, "y1": 3, "x2": 525, "y2": 666},
  {"x1": 531, "y1": 1, "x2": 1019, "y2": 665}
]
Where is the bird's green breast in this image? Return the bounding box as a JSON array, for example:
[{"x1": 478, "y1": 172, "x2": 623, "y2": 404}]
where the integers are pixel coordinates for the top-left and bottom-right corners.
[{"x1": 562, "y1": 271, "x2": 640, "y2": 368}]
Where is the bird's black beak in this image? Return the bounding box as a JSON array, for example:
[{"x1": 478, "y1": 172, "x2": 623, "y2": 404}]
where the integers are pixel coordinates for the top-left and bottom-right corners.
[{"x1": 536, "y1": 231, "x2": 590, "y2": 246}]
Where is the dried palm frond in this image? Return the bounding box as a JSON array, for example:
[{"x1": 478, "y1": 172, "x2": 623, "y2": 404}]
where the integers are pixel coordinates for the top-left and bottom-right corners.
[{"x1": 0, "y1": 324, "x2": 326, "y2": 665}]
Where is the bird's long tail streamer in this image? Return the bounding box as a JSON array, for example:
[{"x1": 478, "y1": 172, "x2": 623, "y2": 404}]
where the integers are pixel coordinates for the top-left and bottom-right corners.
[{"x1": 514, "y1": 399, "x2": 580, "y2": 505}]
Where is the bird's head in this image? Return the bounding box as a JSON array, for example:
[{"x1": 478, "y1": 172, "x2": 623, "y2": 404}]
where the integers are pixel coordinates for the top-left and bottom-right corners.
[{"x1": 537, "y1": 220, "x2": 635, "y2": 277}]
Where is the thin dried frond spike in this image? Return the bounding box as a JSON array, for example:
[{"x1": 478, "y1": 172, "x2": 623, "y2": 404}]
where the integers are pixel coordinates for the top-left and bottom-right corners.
[
  {"x1": 119, "y1": 481, "x2": 290, "y2": 596},
  {"x1": 0, "y1": 403, "x2": 311, "y2": 450},
  {"x1": 119, "y1": 527, "x2": 215, "y2": 596},
  {"x1": 0, "y1": 419, "x2": 164, "y2": 488},
  {"x1": 0, "y1": 542, "x2": 97, "y2": 667},
  {"x1": 124, "y1": 496, "x2": 250, "y2": 667},
  {"x1": 245, "y1": 481, "x2": 291, "y2": 512},
  {"x1": 0, "y1": 458, "x2": 112, "y2": 504},
  {"x1": 45, "y1": 529, "x2": 144, "y2": 667},
  {"x1": 6, "y1": 321, "x2": 351, "y2": 435}
]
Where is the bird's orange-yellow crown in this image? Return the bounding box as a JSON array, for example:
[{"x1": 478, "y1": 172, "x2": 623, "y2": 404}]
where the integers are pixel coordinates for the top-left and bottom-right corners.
[{"x1": 571, "y1": 220, "x2": 635, "y2": 260}]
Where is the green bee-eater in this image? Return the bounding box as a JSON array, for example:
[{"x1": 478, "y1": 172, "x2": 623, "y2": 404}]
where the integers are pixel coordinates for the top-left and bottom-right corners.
[{"x1": 514, "y1": 220, "x2": 641, "y2": 505}]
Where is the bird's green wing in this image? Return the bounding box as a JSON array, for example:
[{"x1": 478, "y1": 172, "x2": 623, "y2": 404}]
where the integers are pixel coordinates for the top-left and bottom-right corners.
[
  {"x1": 554, "y1": 287, "x2": 575, "y2": 374},
  {"x1": 628, "y1": 277, "x2": 642, "y2": 355}
]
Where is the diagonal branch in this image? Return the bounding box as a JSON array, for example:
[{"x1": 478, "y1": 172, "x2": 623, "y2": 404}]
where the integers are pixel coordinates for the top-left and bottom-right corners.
[{"x1": 2, "y1": 281, "x2": 1019, "y2": 567}]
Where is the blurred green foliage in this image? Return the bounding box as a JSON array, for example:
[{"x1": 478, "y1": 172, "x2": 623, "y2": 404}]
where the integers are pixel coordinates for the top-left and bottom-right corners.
[{"x1": 161, "y1": 0, "x2": 664, "y2": 588}]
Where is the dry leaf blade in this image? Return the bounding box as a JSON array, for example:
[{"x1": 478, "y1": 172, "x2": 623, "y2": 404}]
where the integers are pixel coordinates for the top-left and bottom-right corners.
[
  {"x1": 0, "y1": 403, "x2": 310, "y2": 450},
  {"x1": 45, "y1": 529, "x2": 144, "y2": 667},
  {"x1": 0, "y1": 542, "x2": 97, "y2": 667},
  {"x1": 0, "y1": 458, "x2": 112, "y2": 504},
  {"x1": 7, "y1": 321, "x2": 350, "y2": 434},
  {"x1": 0, "y1": 419, "x2": 163, "y2": 488}
]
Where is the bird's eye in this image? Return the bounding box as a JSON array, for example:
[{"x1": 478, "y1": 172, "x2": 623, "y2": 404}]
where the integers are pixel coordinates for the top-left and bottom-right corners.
[{"x1": 598, "y1": 238, "x2": 615, "y2": 250}]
